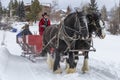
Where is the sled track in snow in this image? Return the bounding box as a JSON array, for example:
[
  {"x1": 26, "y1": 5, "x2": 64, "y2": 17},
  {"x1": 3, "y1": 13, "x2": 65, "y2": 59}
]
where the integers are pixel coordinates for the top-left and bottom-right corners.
[
  {"x1": 84, "y1": 59, "x2": 120, "y2": 80},
  {"x1": 90, "y1": 66, "x2": 119, "y2": 80},
  {"x1": 1, "y1": 46, "x2": 120, "y2": 80},
  {"x1": 27, "y1": 57, "x2": 120, "y2": 80}
]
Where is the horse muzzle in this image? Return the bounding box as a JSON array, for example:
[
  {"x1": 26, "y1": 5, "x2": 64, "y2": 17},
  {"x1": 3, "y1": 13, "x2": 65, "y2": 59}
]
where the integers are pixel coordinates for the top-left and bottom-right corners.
[{"x1": 100, "y1": 31, "x2": 106, "y2": 39}]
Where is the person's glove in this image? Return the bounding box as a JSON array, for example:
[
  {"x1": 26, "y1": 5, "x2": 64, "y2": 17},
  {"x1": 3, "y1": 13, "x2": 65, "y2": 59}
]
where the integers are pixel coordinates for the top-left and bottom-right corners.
[{"x1": 42, "y1": 25, "x2": 46, "y2": 28}]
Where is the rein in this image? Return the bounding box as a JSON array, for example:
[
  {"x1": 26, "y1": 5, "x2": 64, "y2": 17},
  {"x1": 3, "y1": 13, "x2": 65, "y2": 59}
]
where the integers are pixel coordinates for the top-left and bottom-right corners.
[
  {"x1": 61, "y1": 22, "x2": 80, "y2": 41},
  {"x1": 61, "y1": 14, "x2": 88, "y2": 41}
]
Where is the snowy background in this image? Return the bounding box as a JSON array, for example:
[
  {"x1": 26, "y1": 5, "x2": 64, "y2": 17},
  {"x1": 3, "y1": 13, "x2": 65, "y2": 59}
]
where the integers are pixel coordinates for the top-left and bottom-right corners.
[
  {"x1": 1, "y1": 0, "x2": 120, "y2": 10},
  {"x1": 0, "y1": 21, "x2": 120, "y2": 80}
]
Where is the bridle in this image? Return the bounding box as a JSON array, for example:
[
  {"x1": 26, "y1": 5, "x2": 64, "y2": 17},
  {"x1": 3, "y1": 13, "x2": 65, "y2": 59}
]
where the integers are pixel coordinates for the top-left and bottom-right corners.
[
  {"x1": 65, "y1": 14, "x2": 81, "y2": 34},
  {"x1": 63, "y1": 13, "x2": 89, "y2": 40},
  {"x1": 88, "y1": 17, "x2": 105, "y2": 36}
]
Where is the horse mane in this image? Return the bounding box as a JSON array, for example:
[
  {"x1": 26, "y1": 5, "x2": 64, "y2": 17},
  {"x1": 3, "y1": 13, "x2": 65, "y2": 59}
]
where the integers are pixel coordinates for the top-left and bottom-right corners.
[
  {"x1": 64, "y1": 13, "x2": 75, "y2": 21},
  {"x1": 64, "y1": 13, "x2": 76, "y2": 27}
]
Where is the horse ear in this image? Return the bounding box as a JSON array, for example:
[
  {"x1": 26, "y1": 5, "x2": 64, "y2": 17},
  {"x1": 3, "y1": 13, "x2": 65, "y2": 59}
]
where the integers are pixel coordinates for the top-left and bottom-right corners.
[
  {"x1": 74, "y1": 7, "x2": 79, "y2": 12},
  {"x1": 75, "y1": 9, "x2": 79, "y2": 15}
]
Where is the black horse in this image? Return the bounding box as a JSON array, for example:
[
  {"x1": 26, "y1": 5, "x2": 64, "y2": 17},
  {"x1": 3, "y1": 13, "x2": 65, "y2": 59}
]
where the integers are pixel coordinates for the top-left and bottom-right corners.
[
  {"x1": 65, "y1": 11, "x2": 106, "y2": 73},
  {"x1": 42, "y1": 11, "x2": 89, "y2": 73}
]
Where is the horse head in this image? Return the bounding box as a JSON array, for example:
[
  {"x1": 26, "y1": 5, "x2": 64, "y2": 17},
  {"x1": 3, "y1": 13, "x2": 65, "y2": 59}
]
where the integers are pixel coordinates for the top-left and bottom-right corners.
[
  {"x1": 64, "y1": 11, "x2": 89, "y2": 40},
  {"x1": 86, "y1": 12, "x2": 106, "y2": 39}
]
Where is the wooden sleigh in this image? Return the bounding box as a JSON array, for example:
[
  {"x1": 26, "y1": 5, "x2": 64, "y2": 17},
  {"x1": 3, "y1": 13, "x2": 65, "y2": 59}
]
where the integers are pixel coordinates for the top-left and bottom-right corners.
[{"x1": 16, "y1": 35, "x2": 43, "y2": 62}]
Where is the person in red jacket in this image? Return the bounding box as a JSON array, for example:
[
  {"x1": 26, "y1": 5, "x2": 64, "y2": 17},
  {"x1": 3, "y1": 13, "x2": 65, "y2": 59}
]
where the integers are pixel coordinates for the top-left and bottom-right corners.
[{"x1": 39, "y1": 12, "x2": 51, "y2": 35}]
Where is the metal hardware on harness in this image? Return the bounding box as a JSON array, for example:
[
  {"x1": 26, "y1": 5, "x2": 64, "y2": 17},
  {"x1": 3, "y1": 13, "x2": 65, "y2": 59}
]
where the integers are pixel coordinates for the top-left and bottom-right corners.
[
  {"x1": 42, "y1": 35, "x2": 57, "y2": 51},
  {"x1": 61, "y1": 23, "x2": 80, "y2": 41},
  {"x1": 69, "y1": 49, "x2": 96, "y2": 52}
]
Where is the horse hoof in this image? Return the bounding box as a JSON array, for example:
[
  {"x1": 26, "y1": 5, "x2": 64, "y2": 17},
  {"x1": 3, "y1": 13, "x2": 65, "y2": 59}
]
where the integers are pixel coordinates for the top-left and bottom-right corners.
[
  {"x1": 81, "y1": 67, "x2": 89, "y2": 73},
  {"x1": 82, "y1": 59, "x2": 89, "y2": 73},
  {"x1": 54, "y1": 68, "x2": 62, "y2": 74},
  {"x1": 101, "y1": 34, "x2": 106, "y2": 39},
  {"x1": 66, "y1": 68, "x2": 76, "y2": 74}
]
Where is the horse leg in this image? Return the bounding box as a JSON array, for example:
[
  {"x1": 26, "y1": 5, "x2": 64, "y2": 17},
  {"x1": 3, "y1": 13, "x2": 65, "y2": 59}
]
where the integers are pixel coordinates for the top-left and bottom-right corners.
[
  {"x1": 46, "y1": 48, "x2": 54, "y2": 70},
  {"x1": 41, "y1": 39, "x2": 53, "y2": 56},
  {"x1": 65, "y1": 52, "x2": 76, "y2": 74},
  {"x1": 81, "y1": 51, "x2": 89, "y2": 73},
  {"x1": 40, "y1": 41, "x2": 48, "y2": 56},
  {"x1": 53, "y1": 49, "x2": 62, "y2": 73},
  {"x1": 43, "y1": 39, "x2": 54, "y2": 70},
  {"x1": 74, "y1": 52, "x2": 79, "y2": 68}
]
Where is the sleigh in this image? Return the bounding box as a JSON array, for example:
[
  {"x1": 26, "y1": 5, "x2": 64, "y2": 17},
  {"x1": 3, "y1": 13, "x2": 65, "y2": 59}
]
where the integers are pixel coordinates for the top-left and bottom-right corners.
[{"x1": 16, "y1": 35, "x2": 43, "y2": 62}]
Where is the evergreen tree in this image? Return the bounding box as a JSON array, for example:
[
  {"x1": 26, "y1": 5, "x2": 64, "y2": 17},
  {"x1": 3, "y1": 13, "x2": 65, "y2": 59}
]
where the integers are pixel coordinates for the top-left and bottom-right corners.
[
  {"x1": 30, "y1": 0, "x2": 42, "y2": 22},
  {"x1": 2, "y1": 8, "x2": 7, "y2": 17},
  {"x1": 12, "y1": 0, "x2": 18, "y2": 16},
  {"x1": 8, "y1": 0, "x2": 14, "y2": 17},
  {"x1": 101, "y1": 5, "x2": 108, "y2": 21},
  {"x1": 17, "y1": 1, "x2": 20, "y2": 17},
  {"x1": 117, "y1": 1, "x2": 120, "y2": 34},
  {"x1": 0, "y1": 0, "x2": 3, "y2": 16},
  {"x1": 17, "y1": 1, "x2": 25, "y2": 21},
  {"x1": 118, "y1": 1, "x2": 120, "y2": 24},
  {"x1": 0, "y1": 0, "x2": 2, "y2": 20},
  {"x1": 8, "y1": 0, "x2": 19, "y2": 16},
  {"x1": 88, "y1": 0, "x2": 98, "y2": 12},
  {"x1": 8, "y1": 0, "x2": 14, "y2": 10}
]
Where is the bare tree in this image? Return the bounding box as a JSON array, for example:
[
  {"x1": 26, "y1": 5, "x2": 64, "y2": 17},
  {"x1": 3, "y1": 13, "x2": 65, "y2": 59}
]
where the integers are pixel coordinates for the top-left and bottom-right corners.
[
  {"x1": 50, "y1": 0, "x2": 60, "y2": 22},
  {"x1": 101, "y1": 5, "x2": 108, "y2": 21},
  {"x1": 109, "y1": 5, "x2": 120, "y2": 35}
]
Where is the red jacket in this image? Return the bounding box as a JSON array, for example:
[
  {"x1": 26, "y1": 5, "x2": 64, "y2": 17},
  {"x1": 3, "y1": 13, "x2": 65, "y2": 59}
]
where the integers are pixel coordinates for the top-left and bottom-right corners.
[{"x1": 39, "y1": 18, "x2": 51, "y2": 35}]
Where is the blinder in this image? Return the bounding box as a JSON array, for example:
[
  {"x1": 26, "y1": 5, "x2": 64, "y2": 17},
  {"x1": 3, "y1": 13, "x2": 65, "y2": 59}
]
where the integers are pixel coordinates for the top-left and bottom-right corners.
[{"x1": 87, "y1": 12, "x2": 106, "y2": 39}]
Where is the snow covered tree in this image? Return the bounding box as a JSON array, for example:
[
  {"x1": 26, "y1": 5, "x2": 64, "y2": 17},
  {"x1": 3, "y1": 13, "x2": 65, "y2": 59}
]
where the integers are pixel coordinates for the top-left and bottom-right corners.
[{"x1": 101, "y1": 5, "x2": 108, "y2": 21}]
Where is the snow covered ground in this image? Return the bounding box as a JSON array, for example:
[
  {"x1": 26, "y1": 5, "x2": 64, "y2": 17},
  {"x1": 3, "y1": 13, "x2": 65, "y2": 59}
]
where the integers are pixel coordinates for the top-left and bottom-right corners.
[{"x1": 0, "y1": 22, "x2": 120, "y2": 80}]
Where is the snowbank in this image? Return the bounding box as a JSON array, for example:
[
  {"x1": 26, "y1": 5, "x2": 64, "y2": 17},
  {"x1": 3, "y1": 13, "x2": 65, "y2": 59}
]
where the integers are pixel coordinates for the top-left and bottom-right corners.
[
  {"x1": 0, "y1": 46, "x2": 10, "y2": 77},
  {"x1": 0, "y1": 31, "x2": 10, "y2": 76},
  {"x1": 0, "y1": 46, "x2": 37, "y2": 80},
  {"x1": 2, "y1": 31, "x2": 22, "y2": 56}
]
